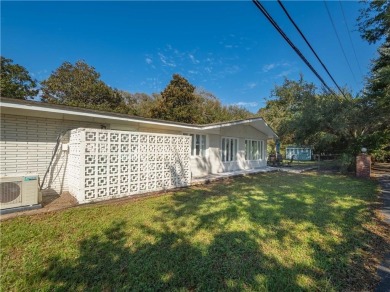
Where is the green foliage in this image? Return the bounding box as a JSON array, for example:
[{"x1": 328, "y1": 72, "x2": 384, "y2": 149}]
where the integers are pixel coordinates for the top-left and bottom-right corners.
[
  {"x1": 223, "y1": 105, "x2": 255, "y2": 121},
  {"x1": 151, "y1": 74, "x2": 200, "y2": 123},
  {"x1": 119, "y1": 91, "x2": 158, "y2": 117},
  {"x1": 41, "y1": 60, "x2": 124, "y2": 111},
  {"x1": 150, "y1": 74, "x2": 254, "y2": 124},
  {"x1": 1, "y1": 56, "x2": 255, "y2": 124},
  {"x1": 258, "y1": 77, "x2": 374, "y2": 163},
  {"x1": 358, "y1": 0, "x2": 390, "y2": 44},
  {"x1": 0, "y1": 172, "x2": 380, "y2": 291},
  {"x1": 363, "y1": 39, "x2": 390, "y2": 127},
  {"x1": 339, "y1": 153, "x2": 356, "y2": 173},
  {"x1": 194, "y1": 89, "x2": 225, "y2": 123},
  {"x1": 359, "y1": 129, "x2": 390, "y2": 162},
  {"x1": 0, "y1": 57, "x2": 254, "y2": 124},
  {"x1": 358, "y1": 0, "x2": 390, "y2": 118},
  {"x1": 258, "y1": 1, "x2": 389, "y2": 164},
  {"x1": 358, "y1": 0, "x2": 390, "y2": 160},
  {"x1": 0, "y1": 56, "x2": 38, "y2": 99},
  {"x1": 258, "y1": 77, "x2": 317, "y2": 145},
  {"x1": 194, "y1": 89, "x2": 254, "y2": 123}
]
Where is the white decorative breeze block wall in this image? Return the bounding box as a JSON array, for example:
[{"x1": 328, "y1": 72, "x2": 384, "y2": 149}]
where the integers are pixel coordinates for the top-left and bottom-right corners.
[{"x1": 68, "y1": 128, "x2": 191, "y2": 203}]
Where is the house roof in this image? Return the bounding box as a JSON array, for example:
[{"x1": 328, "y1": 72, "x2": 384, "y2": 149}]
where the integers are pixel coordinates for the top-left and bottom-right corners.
[{"x1": 0, "y1": 97, "x2": 278, "y2": 138}]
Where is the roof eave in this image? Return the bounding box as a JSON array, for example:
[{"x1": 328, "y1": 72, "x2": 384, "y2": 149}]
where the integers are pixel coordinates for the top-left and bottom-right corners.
[{"x1": 0, "y1": 97, "x2": 279, "y2": 138}]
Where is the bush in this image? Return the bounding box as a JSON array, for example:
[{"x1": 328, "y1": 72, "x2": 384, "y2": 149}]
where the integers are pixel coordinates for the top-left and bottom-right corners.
[
  {"x1": 340, "y1": 153, "x2": 355, "y2": 173},
  {"x1": 372, "y1": 149, "x2": 390, "y2": 163}
]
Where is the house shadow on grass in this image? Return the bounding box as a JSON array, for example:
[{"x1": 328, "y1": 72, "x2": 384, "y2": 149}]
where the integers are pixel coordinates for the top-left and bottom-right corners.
[
  {"x1": 38, "y1": 172, "x2": 387, "y2": 291},
  {"x1": 40, "y1": 220, "x2": 318, "y2": 291}
]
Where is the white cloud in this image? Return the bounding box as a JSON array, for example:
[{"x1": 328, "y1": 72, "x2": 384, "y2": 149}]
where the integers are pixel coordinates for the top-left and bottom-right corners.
[
  {"x1": 188, "y1": 53, "x2": 200, "y2": 64},
  {"x1": 31, "y1": 69, "x2": 49, "y2": 80},
  {"x1": 158, "y1": 53, "x2": 176, "y2": 67},
  {"x1": 262, "y1": 61, "x2": 292, "y2": 73},
  {"x1": 204, "y1": 66, "x2": 213, "y2": 73},
  {"x1": 144, "y1": 77, "x2": 162, "y2": 90},
  {"x1": 224, "y1": 65, "x2": 241, "y2": 75},
  {"x1": 262, "y1": 63, "x2": 276, "y2": 72},
  {"x1": 276, "y1": 69, "x2": 294, "y2": 78},
  {"x1": 246, "y1": 82, "x2": 257, "y2": 89},
  {"x1": 145, "y1": 58, "x2": 153, "y2": 65}
]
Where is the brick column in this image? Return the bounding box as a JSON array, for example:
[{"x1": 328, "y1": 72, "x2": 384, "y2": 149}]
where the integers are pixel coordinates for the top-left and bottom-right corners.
[{"x1": 356, "y1": 154, "x2": 371, "y2": 178}]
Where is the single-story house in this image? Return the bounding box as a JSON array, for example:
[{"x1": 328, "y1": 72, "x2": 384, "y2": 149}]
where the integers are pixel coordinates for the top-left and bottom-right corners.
[{"x1": 0, "y1": 97, "x2": 278, "y2": 206}]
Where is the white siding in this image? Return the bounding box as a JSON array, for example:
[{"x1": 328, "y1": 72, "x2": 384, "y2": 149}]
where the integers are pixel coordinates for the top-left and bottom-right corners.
[
  {"x1": 190, "y1": 125, "x2": 268, "y2": 177},
  {"x1": 1, "y1": 112, "x2": 271, "y2": 188},
  {"x1": 0, "y1": 114, "x2": 102, "y2": 195}
]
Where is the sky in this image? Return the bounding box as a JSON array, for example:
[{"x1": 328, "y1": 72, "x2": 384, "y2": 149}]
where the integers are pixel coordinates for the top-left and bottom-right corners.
[{"x1": 1, "y1": 1, "x2": 379, "y2": 112}]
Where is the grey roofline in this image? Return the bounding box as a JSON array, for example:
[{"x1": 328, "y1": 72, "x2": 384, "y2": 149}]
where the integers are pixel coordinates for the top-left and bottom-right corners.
[{"x1": 0, "y1": 97, "x2": 279, "y2": 138}]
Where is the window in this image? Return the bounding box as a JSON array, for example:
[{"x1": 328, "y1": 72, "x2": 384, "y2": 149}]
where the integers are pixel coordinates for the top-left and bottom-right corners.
[
  {"x1": 222, "y1": 137, "x2": 238, "y2": 162},
  {"x1": 184, "y1": 133, "x2": 206, "y2": 157},
  {"x1": 245, "y1": 140, "x2": 264, "y2": 160}
]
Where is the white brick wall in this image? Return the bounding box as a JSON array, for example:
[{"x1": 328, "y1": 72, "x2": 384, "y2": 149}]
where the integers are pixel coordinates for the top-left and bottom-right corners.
[{"x1": 0, "y1": 114, "x2": 102, "y2": 195}]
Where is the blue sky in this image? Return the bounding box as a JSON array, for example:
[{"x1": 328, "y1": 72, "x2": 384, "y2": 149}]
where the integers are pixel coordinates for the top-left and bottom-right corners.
[{"x1": 1, "y1": 1, "x2": 379, "y2": 112}]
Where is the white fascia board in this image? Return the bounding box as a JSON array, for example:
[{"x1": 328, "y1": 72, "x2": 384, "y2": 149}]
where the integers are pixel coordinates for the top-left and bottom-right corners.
[
  {"x1": 0, "y1": 102, "x2": 200, "y2": 131},
  {"x1": 200, "y1": 118, "x2": 263, "y2": 130},
  {"x1": 201, "y1": 118, "x2": 278, "y2": 139}
]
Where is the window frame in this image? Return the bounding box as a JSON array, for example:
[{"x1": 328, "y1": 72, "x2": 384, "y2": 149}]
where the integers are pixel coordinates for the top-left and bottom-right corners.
[
  {"x1": 245, "y1": 139, "x2": 264, "y2": 160},
  {"x1": 183, "y1": 133, "x2": 207, "y2": 157},
  {"x1": 221, "y1": 137, "x2": 239, "y2": 162}
]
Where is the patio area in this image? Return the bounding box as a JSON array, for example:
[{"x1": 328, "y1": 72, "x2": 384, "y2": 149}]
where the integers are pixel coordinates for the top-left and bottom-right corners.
[{"x1": 191, "y1": 164, "x2": 317, "y2": 185}]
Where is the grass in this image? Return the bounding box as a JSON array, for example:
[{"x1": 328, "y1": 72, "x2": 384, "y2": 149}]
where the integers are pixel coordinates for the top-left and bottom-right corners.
[
  {"x1": 285, "y1": 159, "x2": 340, "y2": 169},
  {"x1": 1, "y1": 172, "x2": 387, "y2": 291}
]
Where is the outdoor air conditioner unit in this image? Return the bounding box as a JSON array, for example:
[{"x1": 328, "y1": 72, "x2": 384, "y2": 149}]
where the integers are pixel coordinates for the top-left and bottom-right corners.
[{"x1": 0, "y1": 174, "x2": 40, "y2": 211}]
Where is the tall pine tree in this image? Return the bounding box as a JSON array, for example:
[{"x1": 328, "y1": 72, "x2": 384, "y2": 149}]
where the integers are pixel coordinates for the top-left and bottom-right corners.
[{"x1": 151, "y1": 74, "x2": 201, "y2": 124}]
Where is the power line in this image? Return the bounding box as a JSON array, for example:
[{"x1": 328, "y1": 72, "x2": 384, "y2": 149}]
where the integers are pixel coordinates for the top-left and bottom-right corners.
[
  {"x1": 277, "y1": 0, "x2": 347, "y2": 99},
  {"x1": 251, "y1": 0, "x2": 336, "y2": 95},
  {"x1": 338, "y1": 0, "x2": 363, "y2": 76},
  {"x1": 323, "y1": 0, "x2": 358, "y2": 85}
]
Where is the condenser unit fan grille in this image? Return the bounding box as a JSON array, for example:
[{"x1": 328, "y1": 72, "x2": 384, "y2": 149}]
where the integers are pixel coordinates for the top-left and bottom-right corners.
[{"x1": 0, "y1": 181, "x2": 22, "y2": 204}]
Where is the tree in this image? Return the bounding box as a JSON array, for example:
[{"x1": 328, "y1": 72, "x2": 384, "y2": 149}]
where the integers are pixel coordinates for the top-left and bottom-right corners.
[
  {"x1": 151, "y1": 74, "x2": 202, "y2": 124},
  {"x1": 41, "y1": 60, "x2": 123, "y2": 110},
  {"x1": 364, "y1": 40, "x2": 390, "y2": 118},
  {"x1": 0, "y1": 56, "x2": 38, "y2": 99},
  {"x1": 151, "y1": 75, "x2": 255, "y2": 124},
  {"x1": 223, "y1": 105, "x2": 254, "y2": 121},
  {"x1": 358, "y1": 0, "x2": 390, "y2": 113},
  {"x1": 193, "y1": 89, "x2": 225, "y2": 124},
  {"x1": 193, "y1": 89, "x2": 254, "y2": 123},
  {"x1": 358, "y1": 0, "x2": 390, "y2": 161},
  {"x1": 119, "y1": 90, "x2": 158, "y2": 117},
  {"x1": 257, "y1": 77, "x2": 367, "y2": 168},
  {"x1": 258, "y1": 76, "x2": 316, "y2": 145},
  {"x1": 358, "y1": 0, "x2": 390, "y2": 44}
]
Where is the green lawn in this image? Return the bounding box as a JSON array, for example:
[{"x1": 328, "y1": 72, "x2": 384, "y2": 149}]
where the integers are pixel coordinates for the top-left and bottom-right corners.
[{"x1": 0, "y1": 172, "x2": 383, "y2": 291}]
